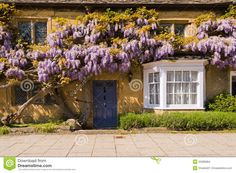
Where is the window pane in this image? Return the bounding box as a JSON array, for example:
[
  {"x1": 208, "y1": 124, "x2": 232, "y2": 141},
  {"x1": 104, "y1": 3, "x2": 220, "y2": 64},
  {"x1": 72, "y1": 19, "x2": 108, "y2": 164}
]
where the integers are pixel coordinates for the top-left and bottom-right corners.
[
  {"x1": 167, "y1": 71, "x2": 174, "y2": 81},
  {"x1": 175, "y1": 71, "x2": 182, "y2": 81},
  {"x1": 190, "y1": 83, "x2": 197, "y2": 93},
  {"x1": 175, "y1": 24, "x2": 186, "y2": 36},
  {"x1": 154, "y1": 72, "x2": 160, "y2": 82},
  {"x1": 183, "y1": 71, "x2": 190, "y2": 81},
  {"x1": 167, "y1": 94, "x2": 173, "y2": 104},
  {"x1": 191, "y1": 94, "x2": 197, "y2": 104},
  {"x1": 183, "y1": 94, "x2": 189, "y2": 104},
  {"x1": 149, "y1": 94, "x2": 154, "y2": 104},
  {"x1": 35, "y1": 22, "x2": 47, "y2": 44},
  {"x1": 182, "y1": 83, "x2": 190, "y2": 93},
  {"x1": 15, "y1": 86, "x2": 28, "y2": 105},
  {"x1": 174, "y1": 83, "x2": 181, "y2": 93},
  {"x1": 148, "y1": 73, "x2": 153, "y2": 83},
  {"x1": 167, "y1": 83, "x2": 174, "y2": 93},
  {"x1": 191, "y1": 71, "x2": 198, "y2": 81},
  {"x1": 155, "y1": 84, "x2": 160, "y2": 94},
  {"x1": 149, "y1": 84, "x2": 155, "y2": 94},
  {"x1": 160, "y1": 23, "x2": 172, "y2": 33},
  {"x1": 174, "y1": 94, "x2": 182, "y2": 104},
  {"x1": 155, "y1": 94, "x2": 160, "y2": 104},
  {"x1": 18, "y1": 22, "x2": 32, "y2": 44}
]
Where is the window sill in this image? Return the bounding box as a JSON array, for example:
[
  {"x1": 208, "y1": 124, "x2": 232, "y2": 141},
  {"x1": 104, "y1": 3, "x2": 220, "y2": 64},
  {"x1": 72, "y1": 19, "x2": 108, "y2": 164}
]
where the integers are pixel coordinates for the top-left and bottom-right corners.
[{"x1": 144, "y1": 106, "x2": 205, "y2": 110}]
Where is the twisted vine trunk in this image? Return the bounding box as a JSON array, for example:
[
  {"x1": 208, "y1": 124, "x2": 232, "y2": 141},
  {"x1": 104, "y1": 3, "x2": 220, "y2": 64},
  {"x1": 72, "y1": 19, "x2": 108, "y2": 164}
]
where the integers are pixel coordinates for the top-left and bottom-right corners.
[
  {"x1": 51, "y1": 89, "x2": 74, "y2": 119},
  {"x1": 1, "y1": 87, "x2": 75, "y2": 125},
  {"x1": 1, "y1": 87, "x2": 52, "y2": 125}
]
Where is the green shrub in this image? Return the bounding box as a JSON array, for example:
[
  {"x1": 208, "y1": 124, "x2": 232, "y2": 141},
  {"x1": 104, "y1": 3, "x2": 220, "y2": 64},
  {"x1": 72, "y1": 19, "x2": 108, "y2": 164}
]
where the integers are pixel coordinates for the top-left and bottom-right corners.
[
  {"x1": 33, "y1": 123, "x2": 58, "y2": 133},
  {"x1": 208, "y1": 94, "x2": 236, "y2": 112},
  {"x1": 120, "y1": 113, "x2": 160, "y2": 130},
  {"x1": 0, "y1": 126, "x2": 10, "y2": 135},
  {"x1": 162, "y1": 112, "x2": 236, "y2": 131},
  {"x1": 119, "y1": 112, "x2": 236, "y2": 131}
]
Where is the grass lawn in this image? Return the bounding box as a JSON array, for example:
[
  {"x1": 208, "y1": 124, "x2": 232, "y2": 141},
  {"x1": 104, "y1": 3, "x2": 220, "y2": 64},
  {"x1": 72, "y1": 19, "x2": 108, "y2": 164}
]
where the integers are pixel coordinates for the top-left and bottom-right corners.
[{"x1": 0, "y1": 122, "x2": 61, "y2": 135}]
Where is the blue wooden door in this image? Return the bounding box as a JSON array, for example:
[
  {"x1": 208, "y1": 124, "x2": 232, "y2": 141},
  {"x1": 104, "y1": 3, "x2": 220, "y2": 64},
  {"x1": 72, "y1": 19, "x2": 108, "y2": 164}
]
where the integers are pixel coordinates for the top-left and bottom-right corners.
[{"x1": 93, "y1": 80, "x2": 117, "y2": 129}]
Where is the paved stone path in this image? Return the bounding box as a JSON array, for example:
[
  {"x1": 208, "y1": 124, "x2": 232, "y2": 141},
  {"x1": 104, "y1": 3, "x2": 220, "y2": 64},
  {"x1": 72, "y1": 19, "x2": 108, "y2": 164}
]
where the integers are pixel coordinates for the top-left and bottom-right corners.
[{"x1": 0, "y1": 133, "x2": 236, "y2": 157}]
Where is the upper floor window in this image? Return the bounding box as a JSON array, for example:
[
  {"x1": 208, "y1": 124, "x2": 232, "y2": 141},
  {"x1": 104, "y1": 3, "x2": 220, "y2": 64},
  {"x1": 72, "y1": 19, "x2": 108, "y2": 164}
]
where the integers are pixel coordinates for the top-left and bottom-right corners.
[
  {"x1": 18, "y1": 20, "x2": 47, "y2": 45},
  {"x1": 160, "y1": 23, "x2": 187, "y2": 37}
]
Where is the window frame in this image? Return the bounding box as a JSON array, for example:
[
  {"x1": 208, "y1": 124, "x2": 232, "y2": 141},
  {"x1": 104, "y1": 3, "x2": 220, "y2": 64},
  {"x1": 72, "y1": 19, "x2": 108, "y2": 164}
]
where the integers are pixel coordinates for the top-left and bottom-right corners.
[
  {"x1": 230, "y1": 71, "x2": 236, "y2": 95},
  {"x1": 148, "y1": 71, "x2": 160, "y2": 106},
  {"x1": 159, "y1": 20, "x2": 190, "y2": 37},
  {"x1": 13, "y1": 83, "x2": 56, "y2": 106},
  {"x1": 16, "y1": 18, "x2": 49, "y2": 44},
  {"x1": 165, "y1": 68, "x2": 200, "y2": 108},
  {"x1": 143, "y1": 60, "x2": 207, "y2": 110}
]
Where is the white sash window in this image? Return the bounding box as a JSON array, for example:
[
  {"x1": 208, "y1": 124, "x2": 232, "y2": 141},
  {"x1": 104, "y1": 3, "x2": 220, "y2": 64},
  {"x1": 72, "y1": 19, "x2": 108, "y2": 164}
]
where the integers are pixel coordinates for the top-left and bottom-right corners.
[{"x1": 143, "y1": 60, "x2": 207, "y2": 110}]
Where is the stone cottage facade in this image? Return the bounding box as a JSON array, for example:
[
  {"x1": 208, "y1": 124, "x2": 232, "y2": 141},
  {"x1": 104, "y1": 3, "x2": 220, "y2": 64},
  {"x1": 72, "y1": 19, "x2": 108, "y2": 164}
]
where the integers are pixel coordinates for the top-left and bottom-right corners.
[{"x1": 0, "y1": 0, "x2": 234, "y2": 128}]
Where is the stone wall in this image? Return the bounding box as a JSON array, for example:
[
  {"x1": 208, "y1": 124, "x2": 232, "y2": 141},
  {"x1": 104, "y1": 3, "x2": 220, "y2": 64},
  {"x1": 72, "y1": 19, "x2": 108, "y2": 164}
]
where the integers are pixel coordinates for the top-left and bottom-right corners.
[{"x1": 205, "y1": 65, "x2": 230, "y2": 100}]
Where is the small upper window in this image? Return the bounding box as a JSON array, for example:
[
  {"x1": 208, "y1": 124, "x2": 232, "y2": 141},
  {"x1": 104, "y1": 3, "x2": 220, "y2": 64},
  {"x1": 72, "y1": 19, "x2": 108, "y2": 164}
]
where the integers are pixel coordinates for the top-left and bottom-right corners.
[
  {"x1": 18, "y1": 20, "x2": 47, "y2": 45},
  {"x1": 160, "y1": 23, "x2": 187, "y2": 37},
  {"x1": 174, "y1": 24, "x2": 186, "y2": 36}
]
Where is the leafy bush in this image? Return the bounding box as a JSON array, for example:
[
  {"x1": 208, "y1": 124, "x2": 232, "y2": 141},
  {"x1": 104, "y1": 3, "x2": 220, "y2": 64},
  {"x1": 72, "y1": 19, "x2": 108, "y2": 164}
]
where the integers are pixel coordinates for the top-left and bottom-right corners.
[
  {"x1": 162, "y1": 112, "x2": 236, "y2": 131},
  {"x1": 0, "y1": 126, "x2": 10, "y2": 135},
  {"x1": 119, "y1": 112, "x2": 236, "y2": 131},
  {"x1": 207, "y1": 94, "x2": 236, "y2": 112},
  {"x1": 120, "y1": 113, "x2": 161, "y2": 130}
]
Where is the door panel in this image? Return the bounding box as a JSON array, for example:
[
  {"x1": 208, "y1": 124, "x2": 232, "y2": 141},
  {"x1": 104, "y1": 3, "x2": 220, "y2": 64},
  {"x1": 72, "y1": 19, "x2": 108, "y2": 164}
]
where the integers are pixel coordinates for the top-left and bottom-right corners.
[
  {"x1": 232, "y1": 76, "x2": 236, "y2": 96},
  {"x1": 93, "y1": 80, "x2": 117, "y2": 129}
]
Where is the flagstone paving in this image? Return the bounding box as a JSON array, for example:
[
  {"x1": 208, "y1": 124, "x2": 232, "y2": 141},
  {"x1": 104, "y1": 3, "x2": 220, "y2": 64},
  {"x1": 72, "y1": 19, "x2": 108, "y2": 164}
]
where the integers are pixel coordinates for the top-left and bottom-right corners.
[{"x1": 0, "y1": 133, "x2": 236, "y2": 157}]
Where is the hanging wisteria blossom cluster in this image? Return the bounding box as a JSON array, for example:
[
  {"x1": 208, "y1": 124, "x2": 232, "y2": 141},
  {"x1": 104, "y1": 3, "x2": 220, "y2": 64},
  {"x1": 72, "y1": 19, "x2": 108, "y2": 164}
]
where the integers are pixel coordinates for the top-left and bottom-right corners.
[
  {"x1": 0, "y1": 7, "x2": 175, "y2": 84},
  {"x1": 185, "y1": 19, "x2": 236, "y2": 68}
]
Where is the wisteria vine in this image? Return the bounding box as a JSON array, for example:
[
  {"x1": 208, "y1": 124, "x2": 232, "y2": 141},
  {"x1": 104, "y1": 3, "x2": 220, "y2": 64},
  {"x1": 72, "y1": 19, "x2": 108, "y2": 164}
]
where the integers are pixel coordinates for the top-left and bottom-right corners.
[
  {"x1": 0, "y1": 7, "x2": 174, "y2": 85},
  {"x1": 185, "y1": 19, "x2": 236, "y2": 68}
]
